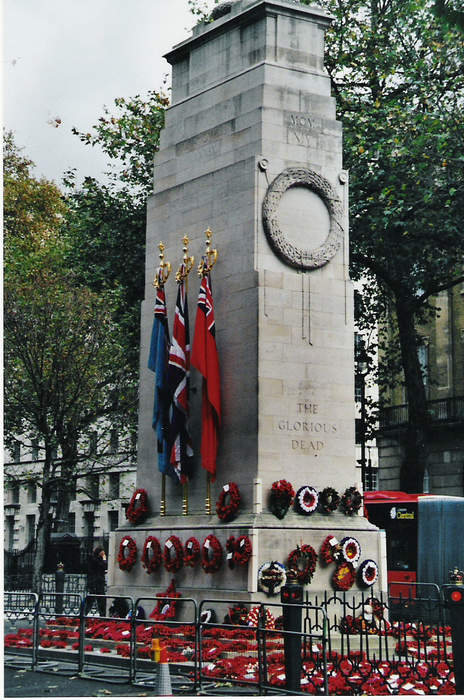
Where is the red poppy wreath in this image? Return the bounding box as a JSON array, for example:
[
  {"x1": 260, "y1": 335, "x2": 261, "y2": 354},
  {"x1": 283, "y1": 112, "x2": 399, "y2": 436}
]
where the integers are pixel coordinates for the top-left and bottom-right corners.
[
  {"x1": 202, "y1": 534, "x2": 223, "y2": 573},
  {"x1": 118, "y1": 536, "x2": 137, "y2": 572},
  {"x1": 216, "y1": 482, "x2": 241, "y2": 521},
  {"x1": 141, "y1": 536, "x2": 162, "y2": 574},
  {"x1": 183, "y1": 537, "x2": 200, "y2": 567},
  {"x1": 126, "y1": 488, "x2": 149, "y2": 525},
  {"x1": 163, "y1": 535, "x2": 184, "y2": 573}
]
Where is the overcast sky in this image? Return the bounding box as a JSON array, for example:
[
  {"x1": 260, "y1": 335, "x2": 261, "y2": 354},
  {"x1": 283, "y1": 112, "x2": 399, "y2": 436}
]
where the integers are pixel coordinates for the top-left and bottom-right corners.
[{"x1": 3, "y1": 0, "x2": 196, "y2": 184}]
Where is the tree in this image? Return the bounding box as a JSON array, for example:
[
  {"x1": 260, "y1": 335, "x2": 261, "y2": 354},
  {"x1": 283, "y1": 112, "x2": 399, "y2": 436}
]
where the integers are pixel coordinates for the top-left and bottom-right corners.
[
  {"x1": 4, "y1": 133, "x2": 137, "y2": 588},
  {"x1": 64, "y1": 90, "x2": 169, "y2": 368},
  {"x1": 316, "y1": 0, "x2": 464, "y2": 491},
  {"x1": 190, "y1": 0, "x2": 464, "y2": 490}
]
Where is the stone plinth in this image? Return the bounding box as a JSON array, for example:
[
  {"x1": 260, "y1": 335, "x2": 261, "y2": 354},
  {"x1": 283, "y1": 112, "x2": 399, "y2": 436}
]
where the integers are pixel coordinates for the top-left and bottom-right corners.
[{"x1": 108, "y1": 0, "x2": 386, "y2": 607}]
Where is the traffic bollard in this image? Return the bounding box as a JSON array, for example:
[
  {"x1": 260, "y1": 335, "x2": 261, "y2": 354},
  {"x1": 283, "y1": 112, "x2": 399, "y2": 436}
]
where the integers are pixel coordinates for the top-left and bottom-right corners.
[
  {"x1": 280, "y1": 569, "x2": 303, "y2": 693},
  {"x1": 55, "y1": 562, "x2": 65, "y2": 615},
  {"x1": 442, "y1": 584, "x2": 464, "y2": 694}
]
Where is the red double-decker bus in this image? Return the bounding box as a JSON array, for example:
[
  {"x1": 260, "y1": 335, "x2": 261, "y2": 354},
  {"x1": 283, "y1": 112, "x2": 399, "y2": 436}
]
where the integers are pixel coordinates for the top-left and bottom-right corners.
[{"x1": 364, "y1": 491, "x2": 464, "y2": 597}]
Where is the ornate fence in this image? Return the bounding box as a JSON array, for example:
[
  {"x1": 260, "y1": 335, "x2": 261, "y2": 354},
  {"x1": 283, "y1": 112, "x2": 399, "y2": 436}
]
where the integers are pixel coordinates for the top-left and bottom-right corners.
[{"x1": 3, "y1": 586, "x2": 457, "y2": 695}]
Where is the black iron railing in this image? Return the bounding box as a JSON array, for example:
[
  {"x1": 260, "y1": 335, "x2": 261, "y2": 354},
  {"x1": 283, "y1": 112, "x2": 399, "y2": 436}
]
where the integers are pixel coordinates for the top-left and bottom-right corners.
[{"x1": 379, "y1": 395, "x2": 464, "y2": 429}]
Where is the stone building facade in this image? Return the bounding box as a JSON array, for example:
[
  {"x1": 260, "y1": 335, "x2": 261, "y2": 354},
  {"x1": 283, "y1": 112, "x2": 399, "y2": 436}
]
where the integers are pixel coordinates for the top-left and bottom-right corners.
[
  {"x1": 3, "y1": 439, "x2": 136, "y2": 556},
  {"x1": 377, "y1": 284, "x2": 464, "y2": 495}
]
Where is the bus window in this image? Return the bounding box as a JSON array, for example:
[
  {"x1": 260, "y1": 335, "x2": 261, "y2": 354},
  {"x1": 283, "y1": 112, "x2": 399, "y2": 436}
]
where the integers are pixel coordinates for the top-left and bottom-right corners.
[{"x1": 387, "y1": 522, "x2": 417, "y2": 571}]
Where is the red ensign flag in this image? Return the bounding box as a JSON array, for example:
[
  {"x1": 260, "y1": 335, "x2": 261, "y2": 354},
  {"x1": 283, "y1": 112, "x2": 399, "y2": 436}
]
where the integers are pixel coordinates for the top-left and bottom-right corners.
[{"x1": 191, "y1": 274, "x2": 221, "y2": 480}]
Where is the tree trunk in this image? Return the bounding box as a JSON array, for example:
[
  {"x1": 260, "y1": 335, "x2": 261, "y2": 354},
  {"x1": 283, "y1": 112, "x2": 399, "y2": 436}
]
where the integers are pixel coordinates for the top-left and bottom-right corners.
[
  {"x1": 32, "y1": 487, "x2": 51, "y2": 592},
  {"x1": 55, "y1": 442, "x2": 78, "y2": 533},
  {"x1": 395, "y1": 298, "x2": 430, "y2": 492}
]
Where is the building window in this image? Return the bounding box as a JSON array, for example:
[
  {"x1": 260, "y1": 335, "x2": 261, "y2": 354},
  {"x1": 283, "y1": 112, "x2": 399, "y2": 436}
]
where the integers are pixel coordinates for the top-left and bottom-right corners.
[
  {"x1": 27, "y1": 514, "x2": 36, "y2": 542},
  {"x1": 418, "y1": 343, "x2": 429, "y2": 396},
  {"x1": 10, "y1": 484, "x2": 20, "y2": 504},
  {"x1": 68, "y1": 512, "x2": 76, "y2": 533},
  {"x1": 109, "y1": 430, "x2": 119, "y2": 454},
  {"x1": 83, "y1": 512, "x2": 95, "y2": 539},
  {"x1": 90, "y1": 431, "x2": 98, "y2": 454},
  {"x1": 27, "y1": 483, "x2": 37, "y2": 504},
  {"x1": 12, "y1": 441, "x2": 21, "y2": 462},
  {"x1": 109, "y1": 473, "x2": 120, "y2": 499},
  {"x1": 6, "y1": 516, "x2": 15, "y2": 551},
  {"x1": 108, "y1": 510, "x2": 119, "y2": 531},
  {"x1": 32, "y1": 443, "x2": 39, "y2": 461},
  {"x1": 87, "y1": 474, "x2": 99, "y2": 500},
  {"x1": 69, "y1": 478, "x2": 77, "y2": 501},
  {"x1": 355, "y1": 375, "x2": 363, "y2": 403}
]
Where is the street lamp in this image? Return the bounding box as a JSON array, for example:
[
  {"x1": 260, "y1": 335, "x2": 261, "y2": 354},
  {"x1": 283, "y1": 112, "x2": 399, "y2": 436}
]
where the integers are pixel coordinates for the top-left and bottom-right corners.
[{"x1": 356, "y1": 338, "x2": 369, "y2": 490}]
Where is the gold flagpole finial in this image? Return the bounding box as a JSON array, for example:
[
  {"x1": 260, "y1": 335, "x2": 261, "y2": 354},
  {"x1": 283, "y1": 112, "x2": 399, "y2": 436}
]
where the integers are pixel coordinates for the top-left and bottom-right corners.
[
  {"x1": 176, "y1": 235, "x2": 194, "y2": 282},
  {"x1": 198, "y1": 227, "x2": 218, "y2": 277},
  {"x1": 153, "y1": 241, "x2": 171, "y2": 288}
]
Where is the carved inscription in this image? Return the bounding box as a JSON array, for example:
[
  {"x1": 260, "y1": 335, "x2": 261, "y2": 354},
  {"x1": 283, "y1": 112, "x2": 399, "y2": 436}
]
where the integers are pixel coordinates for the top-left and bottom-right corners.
[
  {"x1": 277, "y1": 401, "x2": 338, "y2": 454},
  {"x1": 286, "y1": 111, "x2": 320, "y2": 147}
]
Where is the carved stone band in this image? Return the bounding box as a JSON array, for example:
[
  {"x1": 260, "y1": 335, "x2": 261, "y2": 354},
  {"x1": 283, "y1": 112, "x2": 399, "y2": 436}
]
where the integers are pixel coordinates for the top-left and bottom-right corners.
[{"x1": 262, "y1": 167, "x2": 344, "y2": 270}]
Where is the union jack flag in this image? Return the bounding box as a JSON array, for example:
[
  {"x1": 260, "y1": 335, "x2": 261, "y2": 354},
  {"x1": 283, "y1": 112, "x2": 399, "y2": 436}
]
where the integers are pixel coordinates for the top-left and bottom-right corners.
[
  {"x1": 167, "y1": 274, "x2": 194, "y2": 481},
  {"x1": 192, "y1": 272, "x2": 221, "y2": 480},
  {"x1": 148, "y1": 284, "x2": 174, "y2": 477}
]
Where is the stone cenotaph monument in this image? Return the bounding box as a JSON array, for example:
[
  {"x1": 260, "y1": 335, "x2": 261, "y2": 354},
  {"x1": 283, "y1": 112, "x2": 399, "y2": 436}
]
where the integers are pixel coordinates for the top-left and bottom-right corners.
[{"x1": 108, "y1": 0, "x2": 386, "y2": 607}]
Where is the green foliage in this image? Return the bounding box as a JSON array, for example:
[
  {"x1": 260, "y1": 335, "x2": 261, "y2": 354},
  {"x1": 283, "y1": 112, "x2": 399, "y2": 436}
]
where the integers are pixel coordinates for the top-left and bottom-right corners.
[
  {"x1": 65, "y1": 89, "x2": 170, "y2": 368},
  {"x1": 70, "y1": 89, "x2": 169, "y2": 199},
  {"x1": 4, "y1": 133, "x2": 137, "y2": 545}
]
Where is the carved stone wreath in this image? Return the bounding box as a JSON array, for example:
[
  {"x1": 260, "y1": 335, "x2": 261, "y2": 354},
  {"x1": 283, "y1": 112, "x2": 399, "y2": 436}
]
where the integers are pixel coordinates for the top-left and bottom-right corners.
[{"x1": 262, "y1": 167, "x2": 344, "y2": 270}]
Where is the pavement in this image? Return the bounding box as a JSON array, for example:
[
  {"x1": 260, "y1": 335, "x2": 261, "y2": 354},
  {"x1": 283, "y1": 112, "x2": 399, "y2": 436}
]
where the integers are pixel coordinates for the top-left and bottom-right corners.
[
  {"x1": 3, "y1": 664, "x2": 199, "y2": 698},
  {"x1": 4, "y1": 666, "x2": 155, "y2": 698}
]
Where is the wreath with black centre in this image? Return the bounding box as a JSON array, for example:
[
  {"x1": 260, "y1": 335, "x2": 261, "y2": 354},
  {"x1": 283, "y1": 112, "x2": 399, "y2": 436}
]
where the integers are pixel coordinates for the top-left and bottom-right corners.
[
  {"x1": 287, "y1": 544, "x2": 318, "y2": 585},
  {"x1": 216, "y1": 482, "x2": 241, "y2": 521}
]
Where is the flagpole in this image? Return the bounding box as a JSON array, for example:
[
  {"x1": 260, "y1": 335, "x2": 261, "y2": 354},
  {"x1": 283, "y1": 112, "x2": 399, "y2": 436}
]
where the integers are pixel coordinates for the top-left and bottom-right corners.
[
  {"x1": 177, "y1": 235, "x2": 194, "y2": 517},
  {"x1": 154, "y1": 242, "x2": 171, "y2": 518},
  {"x1": 198, "y1": 228, "x2": 218, "y2": 517},
  {"x1": 160, "y1": 474, "x2": 166, "y2": 517},
  {"x1": 206, "y1": 473, "x2": 212, "y2": 516}
]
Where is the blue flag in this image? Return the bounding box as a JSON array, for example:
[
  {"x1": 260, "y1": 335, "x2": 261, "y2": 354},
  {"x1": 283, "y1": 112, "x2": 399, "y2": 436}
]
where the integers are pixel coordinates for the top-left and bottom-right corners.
[{"x1": 148, "y1": 285, "x2": 175, "y2": 477}]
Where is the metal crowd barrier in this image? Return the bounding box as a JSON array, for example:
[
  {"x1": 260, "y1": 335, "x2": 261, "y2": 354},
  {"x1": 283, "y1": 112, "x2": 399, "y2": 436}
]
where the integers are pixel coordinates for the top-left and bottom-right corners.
[
  {"x1": 197, "y1": 597, "x2": 329, "y2": 695},
  {"x1": 4, "y1": 586, "x2": 455, "y2": 695},
  {"x1": 36, "y1": 592, "x2": 83, "y2": 675},
  {"x1": 131, "y1": 595, "x2": 198, "y2": 692},
  {"x1": 4, "y1": 591, "x2": 39, "y2": 671},
  {"x1": 79, "y1": 594, "x2": 135, "y2": 683}
]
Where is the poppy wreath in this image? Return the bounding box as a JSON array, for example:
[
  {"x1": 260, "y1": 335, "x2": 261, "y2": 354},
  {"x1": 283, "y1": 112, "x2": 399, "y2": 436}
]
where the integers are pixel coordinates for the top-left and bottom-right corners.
[
  {"x1": 318, "y1": 487, "x2": 340, "y2": 514},
  {"x1": 126, "y1": 488, "x2": 149, "y2": 525},
  {"x1": 117, "y1": 536, "x2": 138, "y2": 572},
  {"x1": 141, "y1": 536, "x2": 162, "y2": 574},
  {"x1": 226, "y1": 536, "x2": 236, "y2": 569},
  {"x1": 320, "y1": 535, "x2": 340, "y2": 565},
  {"x1": 202, "y1": 535, "x2": 223, "y2": 573},
  {"x1": 224, "y1": 603, "x2": 249, "y2": 625},
  {"x1": 340, "y1": 486, "x2": 362, "y2": 515},
  {"x1": 216, "y1": 482, "x2": 241, "y2": 521},
  {"x1": 258, "y1": 561, "x2": 287, "y2": 596},
  {"x1": 287, "y1": 544, "x2": 318, "y2": 585},
  {"x1": 234, "y1": 535, "x2": 252, "y2": 566},
  {"x1": 183, "y1": 537, "x2": 200, "y2": 567},
  {"x1": 246, "y1": 605, "x2": 276, "y2": 629},
  {"x1": 163, "y1": 535, "x2": 184, "y2": 573},
  {"x1": 269, "y1": 480, "x2": 295, "y2": 520},
  {"x1": 332, "y1": 561, "x2": 356, "y2": 591},
  {"x1": 295, "y1": 486, "x2": 319, "y2": 515},
  {"x1": 149, "y1": 579, "x2": 180, "y2": 621},
  {"x1": 340, "y1": 536, "x2": 361, "y2": 565},
  {"x1": 358, "y1": 559, "x2": 379, "y2": 587}
]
